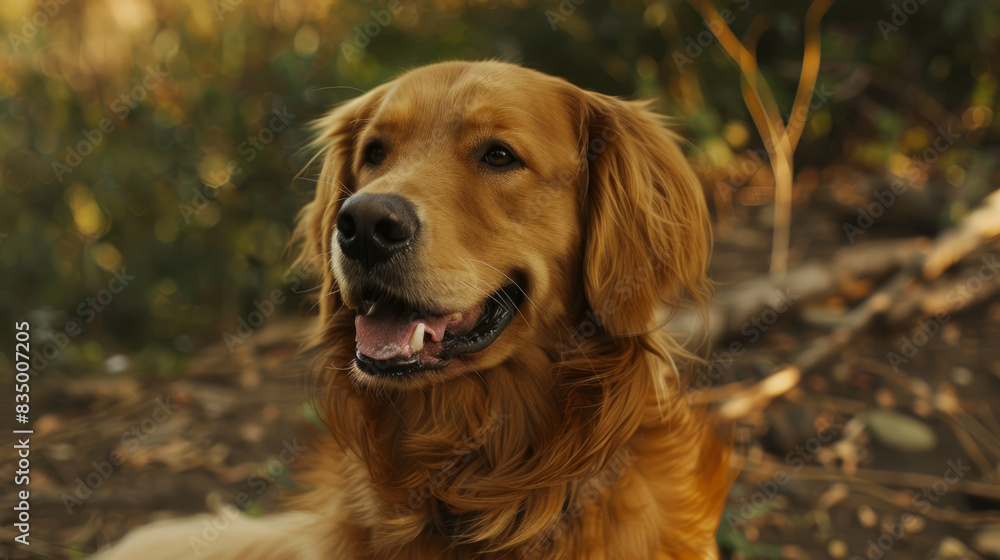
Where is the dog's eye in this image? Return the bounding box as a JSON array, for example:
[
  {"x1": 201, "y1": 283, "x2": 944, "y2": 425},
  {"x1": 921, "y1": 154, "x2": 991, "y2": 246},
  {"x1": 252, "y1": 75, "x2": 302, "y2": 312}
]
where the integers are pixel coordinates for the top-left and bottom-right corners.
[
  {"x1": 482, "y1": 146, "x2": 517, "y2": 168},
  {"x1": 365, "y1": 143, "x2": 387, "y2": 166}
]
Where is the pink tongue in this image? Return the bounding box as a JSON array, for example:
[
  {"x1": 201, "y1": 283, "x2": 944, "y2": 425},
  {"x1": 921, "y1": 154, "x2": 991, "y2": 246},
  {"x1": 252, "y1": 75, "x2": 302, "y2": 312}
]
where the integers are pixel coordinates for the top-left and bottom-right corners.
[{"x1": 354, "y1": 311, "x2": 452, "y2": 360}]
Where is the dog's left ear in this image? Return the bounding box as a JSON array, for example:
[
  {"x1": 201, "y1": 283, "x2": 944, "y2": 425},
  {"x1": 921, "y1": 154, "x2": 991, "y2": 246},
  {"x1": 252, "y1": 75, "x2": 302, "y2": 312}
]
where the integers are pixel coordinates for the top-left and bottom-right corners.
[
  {"x1": 292, "y1": 88, "x2": 385, "y2": 327},
  {"x1": 577, "y1": 92, "x2": 711, "y2": 336}
]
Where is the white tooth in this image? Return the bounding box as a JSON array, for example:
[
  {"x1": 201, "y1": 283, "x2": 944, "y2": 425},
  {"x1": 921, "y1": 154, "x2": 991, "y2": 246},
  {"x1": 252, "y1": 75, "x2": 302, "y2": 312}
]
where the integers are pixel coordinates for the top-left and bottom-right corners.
[{"x1": 410, "y1": 323, "x2": 425, "y2": 351}]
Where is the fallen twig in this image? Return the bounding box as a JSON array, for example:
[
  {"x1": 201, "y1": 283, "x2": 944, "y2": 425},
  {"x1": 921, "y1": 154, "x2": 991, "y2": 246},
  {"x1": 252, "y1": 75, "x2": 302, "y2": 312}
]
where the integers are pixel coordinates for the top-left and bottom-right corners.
[
  {"x1": 671, "y1": 238, "x2": 927, "y2": 346},
  {"x1": 924, "y1": 189, "x2": 1000, "y2": 280},
  {"x1": 889, "y1": 247, "x2": 1000, "y2": 325},
  {"x1": 739, "y1": 458, "x2": 1000, "y2": 525}
]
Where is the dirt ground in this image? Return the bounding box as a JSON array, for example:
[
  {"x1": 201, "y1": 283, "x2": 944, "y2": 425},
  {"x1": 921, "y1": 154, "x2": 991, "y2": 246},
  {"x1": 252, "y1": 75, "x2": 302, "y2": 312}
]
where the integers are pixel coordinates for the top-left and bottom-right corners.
[{"x1": 2, "y1": 207, "x2": 1000, "y2": 560}]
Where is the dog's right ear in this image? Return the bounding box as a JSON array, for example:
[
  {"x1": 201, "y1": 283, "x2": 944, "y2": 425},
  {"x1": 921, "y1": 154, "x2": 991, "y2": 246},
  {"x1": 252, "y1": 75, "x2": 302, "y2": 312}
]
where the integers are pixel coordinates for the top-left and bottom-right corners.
[
  {"x1": 574, "y1": 91, "x2": 711, "y2": 337},
  {"x1": 292, "y1": 88, "x2": 385, "y2": 327}
]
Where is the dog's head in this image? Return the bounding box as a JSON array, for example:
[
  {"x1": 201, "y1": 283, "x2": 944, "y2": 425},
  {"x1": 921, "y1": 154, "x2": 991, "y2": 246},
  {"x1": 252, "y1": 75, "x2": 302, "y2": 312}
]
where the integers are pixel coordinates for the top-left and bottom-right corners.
[{"x1": 297, "y1": 61, "x2": 709, "y2": 389}]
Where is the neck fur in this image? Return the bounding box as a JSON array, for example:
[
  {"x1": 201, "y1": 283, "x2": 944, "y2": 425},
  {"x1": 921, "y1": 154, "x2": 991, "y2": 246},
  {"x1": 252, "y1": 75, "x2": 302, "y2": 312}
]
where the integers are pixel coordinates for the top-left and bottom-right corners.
[{"x1": 315, "y1": 327, "x2": 659, "y2": 554}]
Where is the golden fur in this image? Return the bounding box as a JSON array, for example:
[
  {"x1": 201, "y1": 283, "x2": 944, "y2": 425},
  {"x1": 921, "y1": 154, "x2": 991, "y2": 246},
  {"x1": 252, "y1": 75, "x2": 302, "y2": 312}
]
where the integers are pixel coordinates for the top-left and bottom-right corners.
[{"x1": 98, "y1": 61, "x2": 732, "y2": 560}]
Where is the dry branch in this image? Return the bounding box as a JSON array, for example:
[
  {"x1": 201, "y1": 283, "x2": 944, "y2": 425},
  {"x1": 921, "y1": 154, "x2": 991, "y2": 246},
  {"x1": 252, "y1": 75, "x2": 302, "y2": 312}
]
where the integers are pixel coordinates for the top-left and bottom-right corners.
[
  {"x1": 888, "y1": 253, "x2": 1000, "y2": 325},
  {"x1": 776, "y1": 187, "x2": 996, "y2": 374},
  {"x1": 739, "y1": 458, "x2": 1000, "y2": 526},
  {"x1": 684, "y1": 0, "x2": 834, "y2": 276},
  {"x1": 670, "y1": 238, "x2": 927, "y2": 345},
  {"x1": 697, "y1": 189, "x2": 1000, "y2": 429},
  {"x1": 923, "y1": 189, "x2": 1000, "y2": 280},
  {"x1": 742, "y1": 458, "x2": 1000, "y2": 501}
]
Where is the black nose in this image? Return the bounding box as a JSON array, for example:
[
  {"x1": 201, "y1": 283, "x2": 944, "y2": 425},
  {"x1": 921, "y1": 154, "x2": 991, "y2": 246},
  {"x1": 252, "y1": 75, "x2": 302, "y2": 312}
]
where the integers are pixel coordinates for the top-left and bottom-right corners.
[{"x1": 336, "y1": 193, "x2": 419, "y2": 270}]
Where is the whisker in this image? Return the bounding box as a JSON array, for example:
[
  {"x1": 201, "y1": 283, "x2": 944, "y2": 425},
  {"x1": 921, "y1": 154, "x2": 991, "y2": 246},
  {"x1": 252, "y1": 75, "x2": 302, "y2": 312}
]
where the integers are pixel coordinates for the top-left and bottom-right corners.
[
  {"x1": 464, "y1": 277, "x2": 530, "y2": 329},
  {"x1": 294, "y1": 174, "x2": 353, "y2": 198},
  {"x1": 309, "y1": 85, "x2": 369, "y2": 95},
  {"x1": 386, "y1": 393, "x2": 410, "y2": 429},
  {"x1": 309, "y1": 288, "x2": 341, "y2": 313},
  {"x1": 458, "y1": 259, "x2": 598, "y2": 374},
  {"x1": 454, "y1": 354, "x2": 489, "y2": 397},
  {"x1": 456, "y1": 260, "x2": 531, "y2": 328},
  {"x1": 304, "y1": 249, "x2": 332, "y2": 270},
  {"x1": 459, "y1": 258, "x2": 540, "y2": 318}
]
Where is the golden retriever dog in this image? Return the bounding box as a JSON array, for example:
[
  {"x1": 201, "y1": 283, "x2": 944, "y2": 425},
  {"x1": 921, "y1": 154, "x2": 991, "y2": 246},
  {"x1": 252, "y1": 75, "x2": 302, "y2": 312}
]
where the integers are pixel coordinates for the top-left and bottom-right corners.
[{"x1": 98, "y1": 60, "x2": 732, "y2": 560}]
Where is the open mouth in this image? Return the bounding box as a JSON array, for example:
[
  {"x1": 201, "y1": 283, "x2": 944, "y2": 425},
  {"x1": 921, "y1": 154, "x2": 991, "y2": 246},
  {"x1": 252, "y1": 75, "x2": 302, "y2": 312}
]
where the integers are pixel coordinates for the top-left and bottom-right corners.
[{"x1": 352, "y1": 283, "x2": 524, "y2": 378}]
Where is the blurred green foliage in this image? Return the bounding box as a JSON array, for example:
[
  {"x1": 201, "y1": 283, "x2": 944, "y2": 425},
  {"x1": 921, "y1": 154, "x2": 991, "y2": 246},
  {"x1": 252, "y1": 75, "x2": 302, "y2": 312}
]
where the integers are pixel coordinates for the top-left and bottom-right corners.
[{"x1": 0, "y1": 0, "x2": 997, "y2": 374}]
